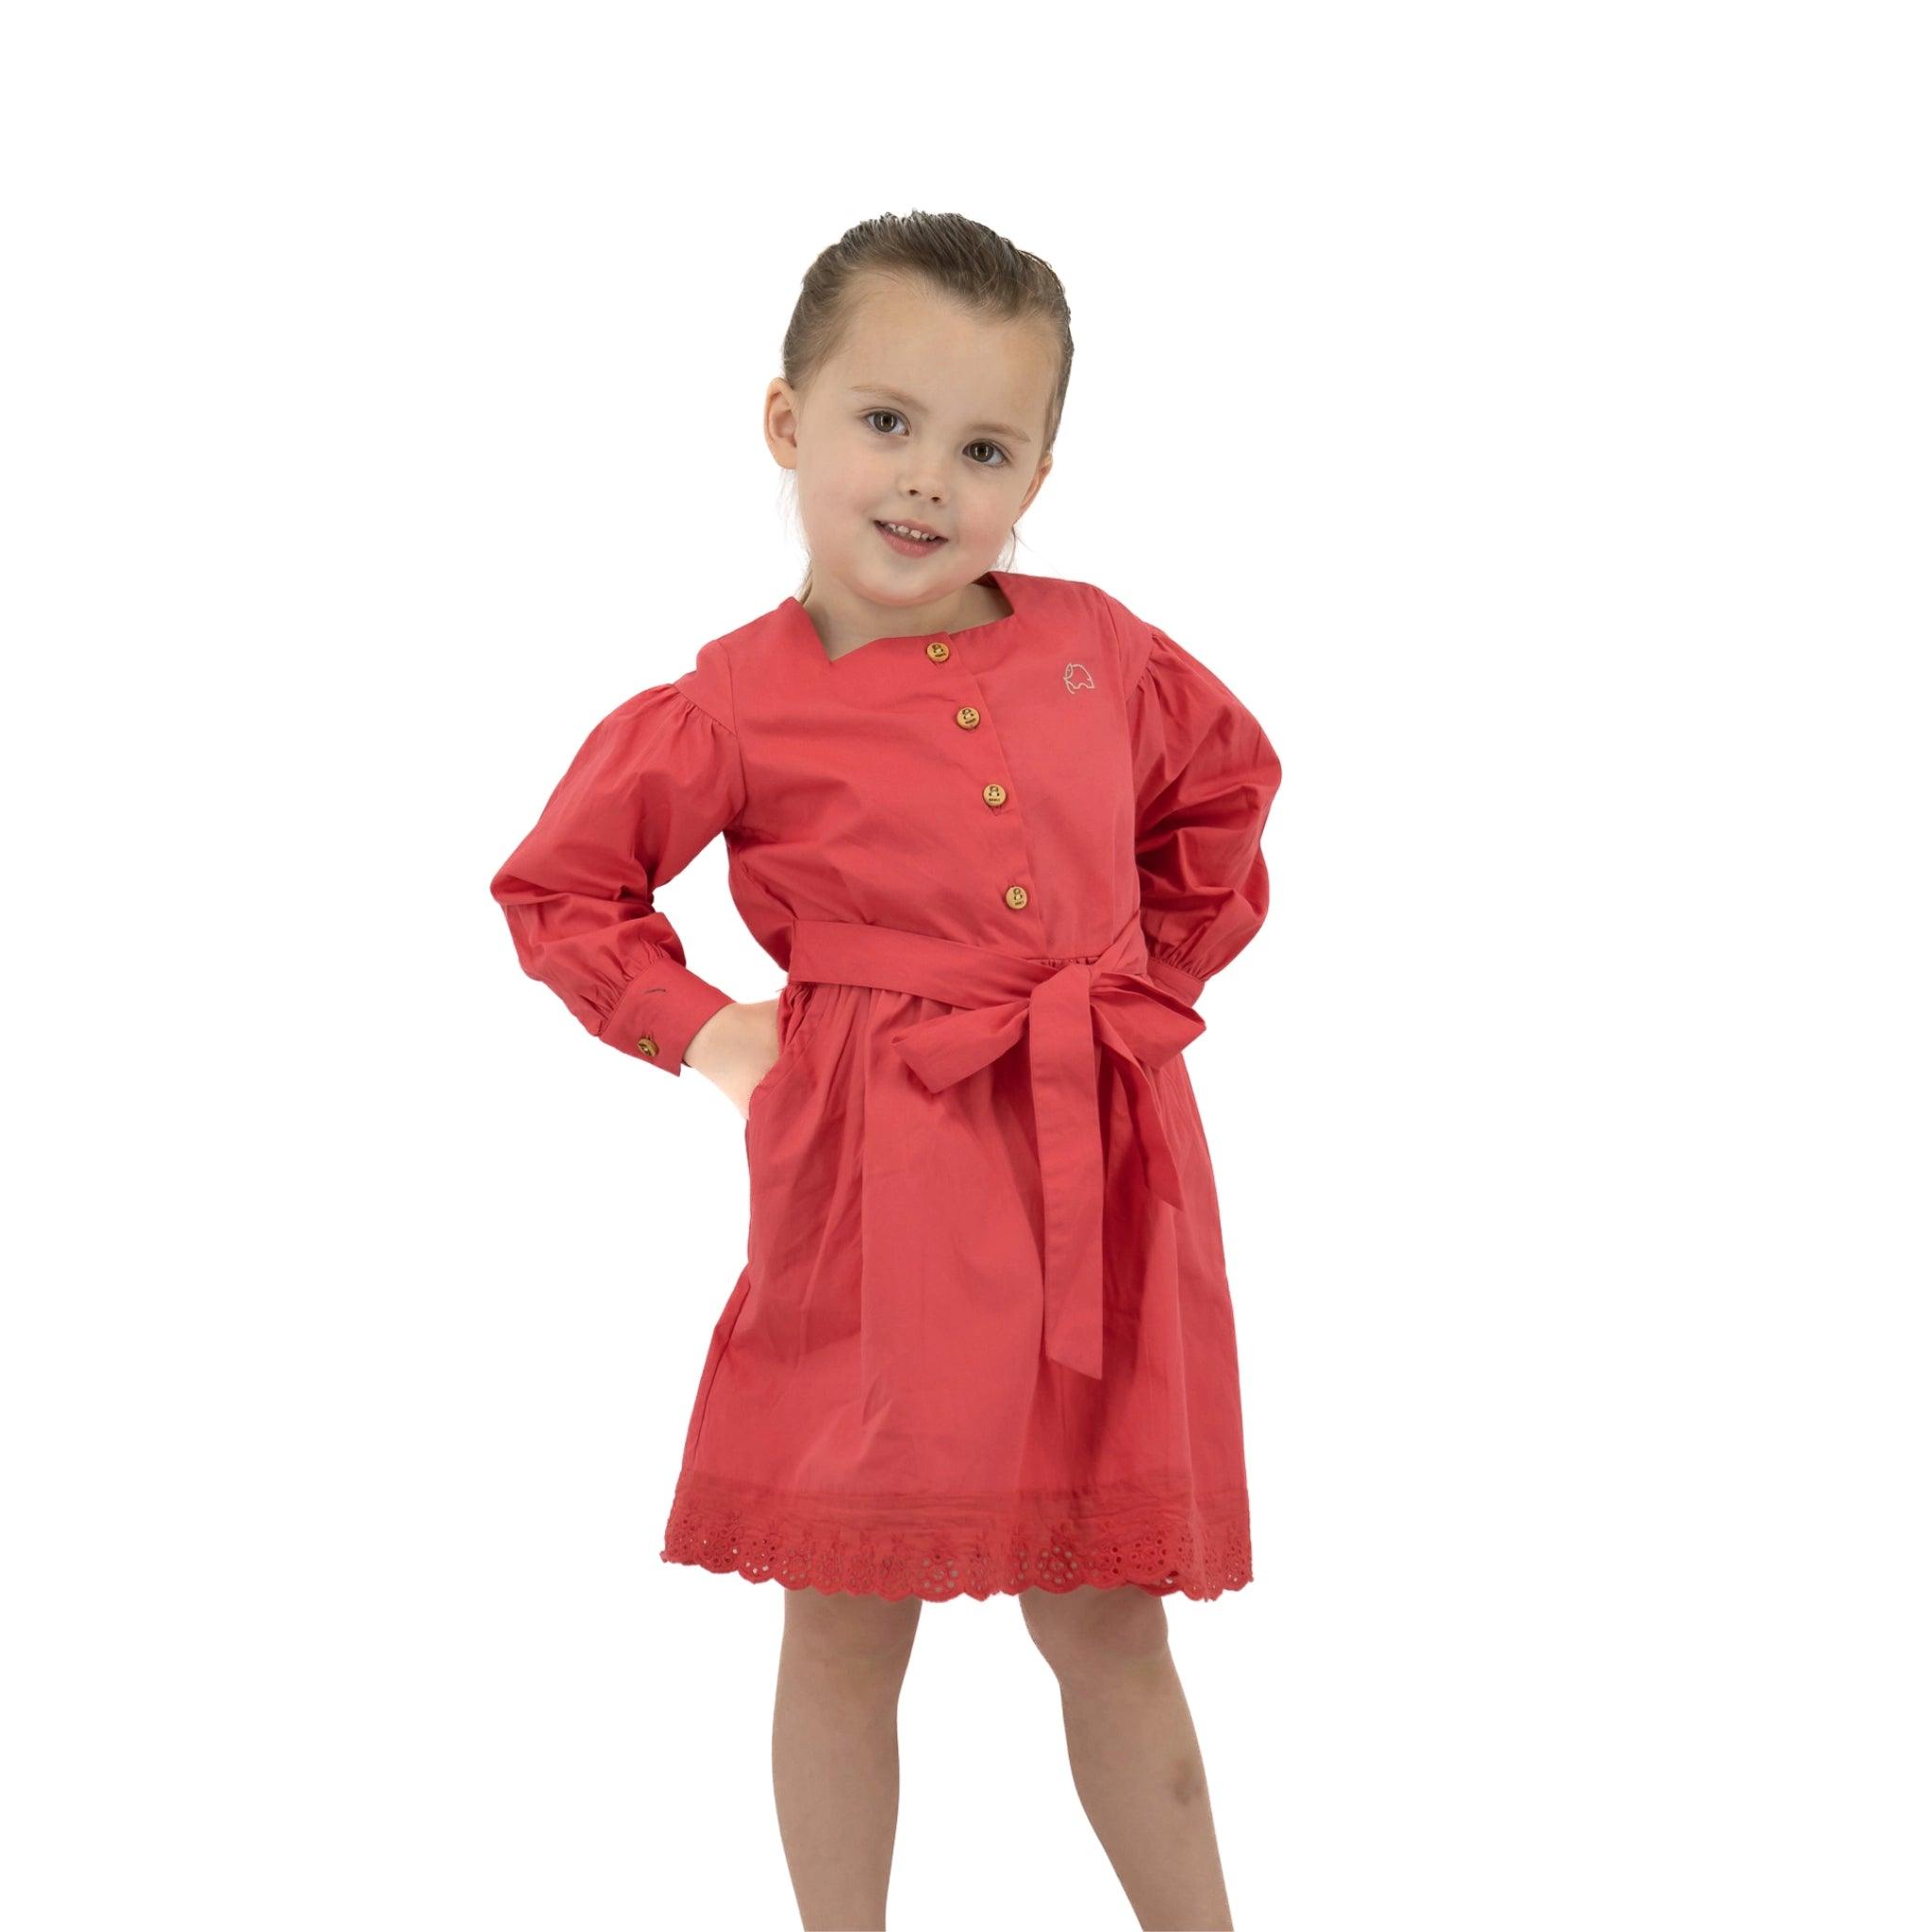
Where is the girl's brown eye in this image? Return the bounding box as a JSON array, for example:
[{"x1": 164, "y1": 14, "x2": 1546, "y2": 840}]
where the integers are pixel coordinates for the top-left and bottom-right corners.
[{"x1": 865, "y1": 410, "x2": 1006, "y2": 467}]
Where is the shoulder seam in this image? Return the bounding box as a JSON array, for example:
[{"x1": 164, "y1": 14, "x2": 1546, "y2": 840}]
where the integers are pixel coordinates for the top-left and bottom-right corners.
[
  {"x1": 673, "y1": 640, "x2": 748, "y2": 827},
  {"x1": 715, "y1": 638, "x2": 748, "y2": 815},
  {"x1": 672, "y1": 643, "x2": 739, "y2": 738},
  {"x1": 1092, "y1": 585, "x2": 1164, "y2": 691},
  {"x1": 1088, "y1": 583, "x2": 1144, "y2": 691},
  {"x1": 672, "y1": 684, "x2": 734, "y2": 735}
]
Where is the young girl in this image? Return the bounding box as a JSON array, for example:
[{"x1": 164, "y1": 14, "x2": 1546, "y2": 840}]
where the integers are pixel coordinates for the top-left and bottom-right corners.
[{"x1": 490, "y1": 211, "x2": 1280, "y2": 1930}]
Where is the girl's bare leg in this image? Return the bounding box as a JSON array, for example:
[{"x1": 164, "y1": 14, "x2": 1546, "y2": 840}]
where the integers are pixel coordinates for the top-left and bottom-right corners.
[
  {"x1": 773, "y1": 1585, "x2": 923, "y2": 1930},
  {"x1": 1020, "y1": 1584, "x2": 1235, "y2": 1931}
]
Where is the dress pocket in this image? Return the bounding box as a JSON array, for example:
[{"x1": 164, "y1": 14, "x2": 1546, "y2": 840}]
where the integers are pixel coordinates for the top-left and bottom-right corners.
[{"x1": 744, "y1": 980, "x2": 823, "y2": 1123}]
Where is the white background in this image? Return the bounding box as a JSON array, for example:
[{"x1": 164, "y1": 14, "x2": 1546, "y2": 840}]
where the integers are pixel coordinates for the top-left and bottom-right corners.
[{"x1": 6, "y1": 4, "x2": 1927, "y2": 1927}]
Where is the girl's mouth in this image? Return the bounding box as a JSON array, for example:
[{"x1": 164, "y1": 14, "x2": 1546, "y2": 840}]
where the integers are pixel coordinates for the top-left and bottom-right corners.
[{"x1": 875, "y1": 520, "x2": 948, "y2": 557}]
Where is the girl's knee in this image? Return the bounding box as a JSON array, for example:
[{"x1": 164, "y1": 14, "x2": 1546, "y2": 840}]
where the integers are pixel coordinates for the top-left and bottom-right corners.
[{"x1": 1018, "y1": 1583, "x2": 1170, "y2": 1677}]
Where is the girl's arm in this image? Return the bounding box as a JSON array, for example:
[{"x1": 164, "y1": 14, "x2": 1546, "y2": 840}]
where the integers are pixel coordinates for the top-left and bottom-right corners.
[
  {"x1": 1124, "y1": 614, "x2": 1284, "y2": 1005},
  {"x1": 490, "y1": 663, "x2": 745, "y2": 1077}
]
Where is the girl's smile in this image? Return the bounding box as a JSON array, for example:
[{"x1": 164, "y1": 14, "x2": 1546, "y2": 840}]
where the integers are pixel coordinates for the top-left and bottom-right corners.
[{"x1": 874, "y1": 517, "x2": 949, "y2": 557}]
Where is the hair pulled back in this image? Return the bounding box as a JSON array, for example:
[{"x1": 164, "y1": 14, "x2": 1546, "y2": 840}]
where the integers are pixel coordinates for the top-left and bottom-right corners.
[{"x1": 780, "y1": 210, "x2": 1073, "y2": 602}]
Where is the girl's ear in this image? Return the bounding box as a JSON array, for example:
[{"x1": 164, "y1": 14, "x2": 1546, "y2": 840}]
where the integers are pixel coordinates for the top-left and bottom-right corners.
[{"x1": 763, "y1": 376, "x2": 802, "y2": 470}]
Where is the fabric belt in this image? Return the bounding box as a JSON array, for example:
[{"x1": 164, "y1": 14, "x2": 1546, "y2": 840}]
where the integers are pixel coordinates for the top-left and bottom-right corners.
[{"x1": 784, "y1": 910, "x2": 1206, "y2": 1380}]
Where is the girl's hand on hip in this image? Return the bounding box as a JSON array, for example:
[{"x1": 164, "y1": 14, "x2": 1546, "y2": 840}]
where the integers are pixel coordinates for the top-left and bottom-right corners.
[{"x1": 684, "y1": 998, "x2": 781, "y2": 1120}]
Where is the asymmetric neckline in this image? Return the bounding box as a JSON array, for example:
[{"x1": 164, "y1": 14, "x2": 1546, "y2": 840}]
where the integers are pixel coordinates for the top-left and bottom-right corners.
[{"x1": 782, "y1": 569, "x2": 1024, "y2": 669}]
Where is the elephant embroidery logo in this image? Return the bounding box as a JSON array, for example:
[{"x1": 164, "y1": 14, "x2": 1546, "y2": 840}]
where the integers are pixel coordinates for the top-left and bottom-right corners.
[{"x1": 1063, "y1": 660, "x2": 1096, "y2": 693}]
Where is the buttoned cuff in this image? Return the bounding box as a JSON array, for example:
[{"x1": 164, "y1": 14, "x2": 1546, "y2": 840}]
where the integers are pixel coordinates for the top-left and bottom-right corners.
[
  {"x1": 600, "y1": 960, "x2": 737, "y2": 1074},
  {"x1": 1142, "y1": 950, "x2": 1206, "y2": 1008}
]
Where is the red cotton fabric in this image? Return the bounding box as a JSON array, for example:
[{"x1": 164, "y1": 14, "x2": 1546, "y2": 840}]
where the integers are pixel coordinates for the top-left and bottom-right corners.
[{"x1": 489, "y1": 570, "x2": 1282, "y2": 1602}]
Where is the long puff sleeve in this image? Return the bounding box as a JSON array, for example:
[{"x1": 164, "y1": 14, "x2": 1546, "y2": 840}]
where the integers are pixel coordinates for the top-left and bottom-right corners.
[
  {"x1": 1125, "y1": 618, "x2": 1283, "y2": 1008},
  {"x1": 490, "y1": 661, "x2": 745, "y2": 1075}
]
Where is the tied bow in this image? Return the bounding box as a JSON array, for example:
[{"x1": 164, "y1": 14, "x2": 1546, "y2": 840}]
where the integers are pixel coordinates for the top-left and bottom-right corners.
[{"x1": 888, "y1": 960, "x2": 1205, "y2": 1379}]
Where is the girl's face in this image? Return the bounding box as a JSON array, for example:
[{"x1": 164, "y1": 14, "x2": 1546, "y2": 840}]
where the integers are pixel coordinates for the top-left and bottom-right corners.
[{"x1": 765, "y1": 276, "x2": 1057, "y2": 623}]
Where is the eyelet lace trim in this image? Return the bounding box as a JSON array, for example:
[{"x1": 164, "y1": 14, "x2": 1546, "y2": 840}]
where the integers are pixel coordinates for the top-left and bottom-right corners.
[{"x1": 659, "y1": 1473, "x2": 1253, "y2": 1602}]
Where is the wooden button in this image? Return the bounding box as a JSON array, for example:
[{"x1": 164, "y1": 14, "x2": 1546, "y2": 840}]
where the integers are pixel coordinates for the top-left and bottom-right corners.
[
  {"x1": 1004, "y1": 884, "x2": 1028, "y2": 909},
  {"x1": 925, "y1": 639, "x2": 950, "y2": 662},
  {"x1": 635, "y1": 1034, "x2": 659, "y2": 1058},
  {"x1": 955, "y1": 704, "x2": 980, "y2": 729},
  {"x1": 982, "y1": 781, "x2": 1007, "y2": 808}
]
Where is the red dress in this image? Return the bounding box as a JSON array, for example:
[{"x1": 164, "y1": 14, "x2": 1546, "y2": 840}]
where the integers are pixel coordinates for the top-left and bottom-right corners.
[{"x1": 490, "y1": 570, "x2": 1282, "y2": 1601}]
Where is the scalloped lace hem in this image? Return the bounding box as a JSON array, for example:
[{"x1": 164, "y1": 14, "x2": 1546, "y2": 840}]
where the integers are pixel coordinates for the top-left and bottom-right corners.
[{"x1": 658, "y1": 1472, "x2": 1253, "y2": 1603}]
